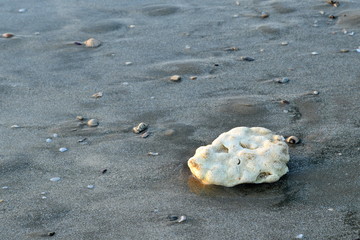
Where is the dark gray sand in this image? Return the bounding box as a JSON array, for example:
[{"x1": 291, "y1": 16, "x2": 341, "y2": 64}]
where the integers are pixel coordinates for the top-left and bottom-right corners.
[{"x1": 1, "y1": 0, "x2": 360, "y2": 239}]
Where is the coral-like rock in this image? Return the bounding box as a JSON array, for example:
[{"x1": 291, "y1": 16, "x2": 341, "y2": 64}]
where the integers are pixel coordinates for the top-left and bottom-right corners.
[{"x1": 188, "y1": 127, "x2": 289, "y2": 187}]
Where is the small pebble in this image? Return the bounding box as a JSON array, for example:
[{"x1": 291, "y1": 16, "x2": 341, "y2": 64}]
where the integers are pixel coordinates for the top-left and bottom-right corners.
[
  {"x1": 101, "y1": 169, "x2": 107, "y2": 174},
  {"x1": 295, "y1": 234, "x2": 304, "y2": 239},
  {"x1": 2, "y1": 186, "x2": 9, "y2": 189},
  {"x1": 34, "y1": 32, "x2": 40, "y2": 35},
  {"x1": 87, "y1": 185, "x2": 95, "y2": 189},
  {"x1": 53, "y1": 133, "x2": 59, "y2": 138},
  {"x1": 189, "y1": 76, "x2": 197, "y2": 80},
  {"x1": 83, "y1": 38, "x2": 101, "y2": 48},
  {"x1": 91, "y1": 92, "x2": 103, "y2": 98},
  {"x1": 232, "y1": 14, "x2": 239, "y2": 18},
  {"x1": 48, "y1": 232, "x2": 56, "y2": 237},
  {"x1": 2, "y1": 33, "x2": 14, "y2": 38},
  {"x1": 239, "y1": 56, "x2": 255, "y2": 61},
  {"x1": 41, "y1": 192, "x2": 47, "y2": 195},
  {"x1": 235, "y1": 1, "x2": 240, "y2": 6},
  {"x1": 0, "y1": 200, "x2": 4, "y2": 203},
  {"x1": 312, "y1": 90, "x2": 319, "y2": 95},
  {"x1": 328, "y1": 208, "x2": 334, "y2": 211},
  {"x1": 11, "y1": 125, "x2": 20, "y2": 128},
  {"x1": 319, "y1": 11, "x2": 325, "y2": 15},
  {"x1": 170, "y1": 75, "x2": 181, "y2": 81},
  {"x1": 125, "y1": 62, "x2": 133, "y2": 65},
  {"x1": 41, "y1": 196, "x2": 47, "y2": 199},
  {"x1": 129, "y1": 25, "x2": 136, "y2": 28},
  {"x1": 260, "y1": 12, "x2": 269, "y2": 18},
  {"x1": 311, "y1": 52, "x2": 319, "y2": 55},
  {"x1": 59, "y1": 147, "x2": 68, "y2": 152},
  {"x1": 122, "y1": 82, "x2": 129, "y2": 85},
  {"x1": 185, "y1": 45, "x2": 191, "y2": 49},
  {"x1": 46, "y1": 138, "x2": 53, "y2": 143},
  {"x1": 87, "y1": 119, "x2": 99, "y2": 127},
  {"x1": 275, "y1": 77, "x2": 290, "y2": 84},
  {"x1": 340, "y1": 49, "x2": 349, "y2": 53},
  {"x1": 224, "y1": 47, "x2": 239, "y2": 51},
  {"x1": 74, "y1": 41, "x2": 83, "y2": 45},
  {"x1": 141, "y1": 132, "x2": 150, "y2": 138},
  {"x1": 50, "y1": 177, "x2": 61, "y2": 182},
  {"x1": 280, "y1": 100, "x2": 290, "y2": 104},
  {"x1": 286, "y1": 136, "x2": 300, "y2": 144},
  {"x1": 76, "y1": 116, "x2": 84, "y2": 121},
  {"x1": 77, "y1": 138, "x2": 87, "y2": 143},
  {"x1": 148, "y1": 152, "x2": 159, "y2": 156},
  {"x1": 281, "y1": 41, "x2": 288, "y2": 46},
  {"x1": 328, "y1": 15, "x2": 337, "y2": 19},
  {"x1": 356, "y1": 49, "x2": 360, "y2": 53},
  {"x1": 348, "y1": 32, "x2": 355, "y2": 36},
  {"x1": 133, "y1": 122, "x2": 148, "y2": 134},
  {"x1": 18, "y1": 8, "x2": 27, "y2": 13}
]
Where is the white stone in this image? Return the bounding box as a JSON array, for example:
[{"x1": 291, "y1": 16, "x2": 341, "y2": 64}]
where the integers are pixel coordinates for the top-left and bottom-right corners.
[{"x1": 187, "y1": 127, "x2": 289, "y2": 187}]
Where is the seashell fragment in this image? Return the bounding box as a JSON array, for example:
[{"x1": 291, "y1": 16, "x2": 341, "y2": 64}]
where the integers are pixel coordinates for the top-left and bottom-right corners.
[
  {"x1": 10, "y1": 125, "x2": 20, "y2": 128},
  {"x1": 177, "y1": 215, "x2": 187, "y2": 223},
  {"x1": 133, "y1": 122, "x2": 148, "y2": 134},
  {"x1": 148, "y1": 152, "x2": 159, "y2": 156},
  {"x1": 189, "y1": 76, "x2": 197, "y2": 80},
  {"x1": 170, "y1": 75, "x2": 181, "y2": 81},
  {"x1": 141, "y1": 132, "x2": 150, "y2": 138},
  {"x1": 83, "y1": 38, "x2": 101, "y2": 48},
  {"x1": 59, "y1": 147, "x2": 68, "y2": 152},
  {"x1": 87, "y1": 119, "x2": 99, "y2": 127},
  {"x1": 50, "y1": 177, "x2": 61, "y2": 182},
  {"x1": 2, "y1": 33, "x2": 14, "y2": 38},
  {"x1": 286, "y1": 136, "x2": 300, "y2": 144},
  {"x1": 91, "y1": 92, "x2": 103, "y2": 98}
]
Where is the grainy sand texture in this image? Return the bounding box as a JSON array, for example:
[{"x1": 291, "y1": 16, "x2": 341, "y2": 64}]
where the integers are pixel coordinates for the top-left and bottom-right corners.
[{"x1": 1, "y1": 0, "x2": 360, "y2": 239}]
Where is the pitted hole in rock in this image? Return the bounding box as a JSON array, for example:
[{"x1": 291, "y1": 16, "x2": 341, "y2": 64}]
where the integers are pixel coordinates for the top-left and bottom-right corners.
[
  {"x1": 216, "y1": 144, "x2": 229, "y2": 153},
  {"x1": 237, "y1": 159, "x2": 241, "y2": 165},
  {"x1": 239, "y1": 142, "x2": 258, "y2": 150},
  {"x1": 257, "y1": 172, "x2": 272, "y2": 181}
]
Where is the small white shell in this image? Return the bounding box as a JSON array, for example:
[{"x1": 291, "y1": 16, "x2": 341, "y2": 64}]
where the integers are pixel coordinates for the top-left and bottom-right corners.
[
  {"x1": 177, "y1": 215, "x2": 187, "y2": 223},
  {"x1": 87, "y1": 119, "x2": 99, "y2": 127},
  {"x1": 50, "y1": 177, "x2": 61, "y2": 182},
  {"x1": 91, "y1": 92, "x2": 103, "y2": 98},
  {"x1": 286, "y1": 136, "x2": 300, "y2": 144},
  {"x1": 133, "y1": 122, "x2": 148, "y2": 134},
  {"x1": 59, "y1": 147, "x2": 68, "y2": 152},
  {"x1": 148, "y1": 152, "x2": 159, "y2": 156},
  {"x1": 46, "y1": 138, "x2": 53, "y2": 143},
  {"x1": 87, "y1": 185, "x2": 95, "y2": 189},
  {"x1": 83, "y1": 38, "x2": 101, "y2": 48}
]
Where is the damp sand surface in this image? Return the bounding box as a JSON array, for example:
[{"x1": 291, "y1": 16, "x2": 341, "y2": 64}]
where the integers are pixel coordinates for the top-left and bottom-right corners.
[{"x1": 1, "y1": 0, "x2": 360, "y2": 239}]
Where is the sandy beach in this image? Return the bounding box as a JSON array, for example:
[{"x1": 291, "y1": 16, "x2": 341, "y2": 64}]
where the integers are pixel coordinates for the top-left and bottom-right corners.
[{"x1": 1, "y1": 0, "x2": 360, "y2": 239}]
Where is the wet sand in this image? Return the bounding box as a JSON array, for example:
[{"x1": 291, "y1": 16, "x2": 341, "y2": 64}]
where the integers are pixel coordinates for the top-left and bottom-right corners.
[{"x1": 1, "y1": 0, "x2": 360, "y2": 239}]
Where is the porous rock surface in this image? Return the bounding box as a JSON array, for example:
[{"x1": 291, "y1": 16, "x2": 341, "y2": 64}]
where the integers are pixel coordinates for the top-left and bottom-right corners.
[{"x1": 188, "y1": 127, "x2": 289, "y2": 187}]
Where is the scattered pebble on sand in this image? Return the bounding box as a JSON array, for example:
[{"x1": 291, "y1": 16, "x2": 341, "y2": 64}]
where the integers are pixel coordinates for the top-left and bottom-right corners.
[
  {"x1": 41, "y1": 196, "x2": 47, "y2": 199},
  {"x1": 50, "y1": 177, "x2": 61, "y2": 182},
  {"x1": 232, "y1": 14, "x2": 239, "y2": 18},
  {"x1": 148, "y1": 152, "x2": 159, "y2": 156},
  {"x1": 18, "y1": 8, "x2": 27, "y2": 13},
  {"x1": 77, "y1": 138, "x2": 87, "y2": 143},
  {"x1": 295, "y1": 234, "x2": 304, "y2": 239},
  {"x1": 281, "y1": 41, "x2": 288, "y2": 46},
  {"x1": 224, "y1": 47, "x2": 239, "y2": 51},
  {"x1": 177, "y1": 215, "x2": 187, "y2": 223},
  {"x1": 76, "y1": 116, "x2": 84, "y2": 121},
  {"x1": 87, "y1": 119, "x2": 99, "y2": 127},
  {"x1": 168, "y1": 215, "x2": 178, "y2": 221},
  {"x1": 327, "y1": 0, "x2": 339, "y2": 7},
  {"x1": 319, "y1": 11, "x2": 325, "y2": 15},
  {"x1": 129, "y1": 25, "x2": 136, "y2": 28},
  {"x1": 328, "y1": 208, "x2": 334, "y2": 211},
  {"x1": 2, "y1": 33, "x2": 14, "y2": 38},
  {"x1": 185, "y1": 45, "x2": 191, "y2": 49},
  {"x1": 286, "y1": 136, "x2": 300, "y2": 144},
  {"x1": 239, "y1": 56, "x2": 255, "y2": 61},
  {"x1": 260, "y1": 12, "x2": 269, "y2": 18},
  {"x1": 83, "y1": 38, "x2": 101, "y2": 48},
  {"x1": 10, "y1": 125, "x2": 20, "y2": 128},
  {"x1": 48, "y1": 232, "x2": 56, "y2": 236},
  {"x1": 59, "y1": 147, "x2": 68, "y2": 152},
  {"x1": 101, "y1": 169, "x2": 107, "y2": 174},
  {"x1": 2, "y1": 186, "x2": 9, "y2": 189},
  {"x1": 46, "y1": 138, "x2": 53, "y2": 143},
  {"x1": 91, "y1": 92, "x2": 103, "y2": 98},
  {"x1": 328, "y1": 15, "x2": 337, "y2": 19},
  {"x1": 167, "y1": 215, "x2": 187, "y2": 223},
  {"x1": 311, "y1": 52, "x2": 319, "y2": 55},
  {"x1": 53, "y1": 133, "x2": 59, "y2": 138},
  {"x1": 74, "y1": 41, "x2": 82, "y2": 46},
  {"x1": 356, "y1": 49, "x2": 360, "y2": 53},
  {"x1": 125, "y1": 62, "x2": 133, "y2": 65},
  {"x1": 141, "y1": 132, "x2": 150, "y2": 138},
  {"x1": 170, "y1": 75, "x2": 181, "y2": 81},
  {"x1": 189, "y1": 76, "x2": 197, "y2": 80},
  {"x1": 133, "y1": 122, "x2": 148, "y2": 134},
  {"x1": 235, "y1": 1, "x2": 240, "y2": 6},
  {"x1": 122, "y1": 82, "x2": 129, "y2": 85},
  {"x1": 0, "y1": 200, "x2": 4, "y2": 203},
  {"x1": 275, "y1": 77, "x2": 290, "y2": 84},
  {"x1": 339, "y1": 49, "x2": 349, "y2": 53},
  {"x1": 87, "y1": 185, "x2": 95, "y2": 189}
]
